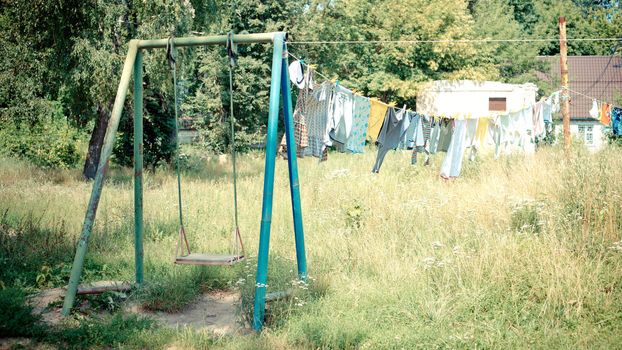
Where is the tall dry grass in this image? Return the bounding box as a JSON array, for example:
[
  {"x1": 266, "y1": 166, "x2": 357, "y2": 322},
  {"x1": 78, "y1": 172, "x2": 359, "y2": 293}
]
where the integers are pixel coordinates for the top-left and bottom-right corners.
[{"x1": 1, "y1": 144, "x2": 621, "y2": 348}]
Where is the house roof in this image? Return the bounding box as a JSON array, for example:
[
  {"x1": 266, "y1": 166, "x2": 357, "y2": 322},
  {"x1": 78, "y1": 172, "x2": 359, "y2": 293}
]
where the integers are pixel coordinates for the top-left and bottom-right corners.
[{"x1": 537, "y1": 55, "x2": 622, "y2": 119}]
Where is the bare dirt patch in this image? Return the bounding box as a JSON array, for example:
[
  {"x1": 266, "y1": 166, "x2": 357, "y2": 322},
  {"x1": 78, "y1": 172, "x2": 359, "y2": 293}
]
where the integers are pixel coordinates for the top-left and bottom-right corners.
[{"x1": 126, "y1": 290, "x2": 248, "y2": 336}]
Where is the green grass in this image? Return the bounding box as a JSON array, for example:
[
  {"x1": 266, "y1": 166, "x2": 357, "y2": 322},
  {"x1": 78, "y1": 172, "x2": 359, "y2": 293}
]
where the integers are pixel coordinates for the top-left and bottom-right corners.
[{"x1": 1, "y1": 143, "x2": 622, "y2": 349}]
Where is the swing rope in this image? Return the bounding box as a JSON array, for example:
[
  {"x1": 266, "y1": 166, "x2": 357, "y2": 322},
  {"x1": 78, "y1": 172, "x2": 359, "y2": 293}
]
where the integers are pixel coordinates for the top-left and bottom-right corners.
[
  {"x1": 227, "y1": 32, "x2": 245, "y2": 258},
  {"x1": 168, "y1": 37, "x2": 191, "y2": 258}
]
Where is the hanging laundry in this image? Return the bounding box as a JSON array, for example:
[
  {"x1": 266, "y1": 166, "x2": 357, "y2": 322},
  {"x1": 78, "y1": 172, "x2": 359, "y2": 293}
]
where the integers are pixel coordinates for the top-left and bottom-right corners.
[
  {"x1": 367, "y1": 99, "x2": 389, "y2": 143},
  {"x1": 302, "y1": 81, "x2": 334, "y2": 161},
  {"x1": 437, "y1": 119, "x2": 454, "y2": 152},
  {"x1": 589, "y1": 99, "x2": 599, "y2": 120},
  {"x1": 330, "y1": 85, "x2": 355, "y2": 150},
  {"x1": 611, "y1": 107, "x2": 622, "y2": 136},
  {"x1": 474, "y1": 118, "x2": 489, "y2": 148},
  {"x1": 550, "y1": 91, "x2": 561, "y2": 114},
  {"x1": 399, "y1": 111, "x2": 418, "y2": 149},
  {"x1": 411, "y1": 114, "x2": 431, "y2": 165},
  {"x1": 345, "y1": 95, "x2": 371, "y2": 153},
  {"x1": 464, "y1": 118, "x2": 479, "y2": 161},
  {"x1": 428, "y1": 118, "x2": 441, "y2": 154},
  {"x1": 288, "y1": 60, "x2": 305, "y2": 89},
  {"x1": 440, "y1": 119, "x2": 468, "y2": 178},
  {"x1": 543, "y1": 99, "x2": 553, "y2": 123},
  {"x1": 371, "y1": 107, "x2": 408, "y2": 173},
  {"x1": 532, "y1": 101, "x2": 545, "y2": 139},
  {"x1": 494, "y1": 114, "x2": 511, "y2": 158},
  {"x1": 600, "y1": 103, "x2": 611, "y2": 126},
  {"x1": 278, "y1": 67, "x2": 314, "y2": 159}
]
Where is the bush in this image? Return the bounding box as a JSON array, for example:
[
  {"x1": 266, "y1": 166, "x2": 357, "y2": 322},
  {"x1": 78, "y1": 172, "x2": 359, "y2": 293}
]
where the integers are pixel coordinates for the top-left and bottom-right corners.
[
  {"x1": 0, "y1": 287, "x2": 42, "y2": 337},
  {"x1": 0, "y1": 118, "x2": 84, "y2": 168}
]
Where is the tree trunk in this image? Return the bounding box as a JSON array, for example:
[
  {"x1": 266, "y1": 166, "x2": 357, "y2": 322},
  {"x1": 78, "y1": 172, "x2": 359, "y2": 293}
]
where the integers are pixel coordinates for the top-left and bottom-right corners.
[{"x1": 82, "y1": 102, "x2": 112, "y2": 180}]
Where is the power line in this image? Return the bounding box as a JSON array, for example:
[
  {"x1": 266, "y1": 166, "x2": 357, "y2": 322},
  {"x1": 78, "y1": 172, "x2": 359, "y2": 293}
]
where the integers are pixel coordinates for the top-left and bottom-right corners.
[{"x1": 288, "y1": 37, "x2": 621, "y2": 45}]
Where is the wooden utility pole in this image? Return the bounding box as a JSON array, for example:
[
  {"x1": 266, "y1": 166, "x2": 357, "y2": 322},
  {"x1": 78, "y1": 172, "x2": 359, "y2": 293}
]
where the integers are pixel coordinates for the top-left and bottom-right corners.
[{"x1": 559, "y1": 16, "x2": 571, "y2": 153}]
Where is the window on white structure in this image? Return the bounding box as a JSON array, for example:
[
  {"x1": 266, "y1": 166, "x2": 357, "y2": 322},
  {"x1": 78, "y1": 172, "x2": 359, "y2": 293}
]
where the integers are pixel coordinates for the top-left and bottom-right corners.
[{"x1": 489, "y1": 97, "x2": 507, "y2": 112}]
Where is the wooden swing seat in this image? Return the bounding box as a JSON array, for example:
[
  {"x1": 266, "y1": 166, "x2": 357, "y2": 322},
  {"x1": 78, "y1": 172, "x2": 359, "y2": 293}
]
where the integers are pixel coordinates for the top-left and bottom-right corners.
[{"x1": 174, "y1": 253, "x2": 245, "y2": 266}]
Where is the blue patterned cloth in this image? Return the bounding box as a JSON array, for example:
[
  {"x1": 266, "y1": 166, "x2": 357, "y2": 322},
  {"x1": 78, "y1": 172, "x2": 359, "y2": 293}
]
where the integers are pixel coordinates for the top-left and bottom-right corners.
[
  {"x1": 612, "y1": 107, "x2": 622, "y2": 136},
  {"x1": 345, "y1": 95, "x2": 371, "y2": 153}
]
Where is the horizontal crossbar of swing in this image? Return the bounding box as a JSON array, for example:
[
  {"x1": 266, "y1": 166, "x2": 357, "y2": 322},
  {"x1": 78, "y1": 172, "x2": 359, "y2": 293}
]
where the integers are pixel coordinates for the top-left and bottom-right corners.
[
  {"x1": 175, "y1": 253, "x2": 245, "y2": 266},
  {"x1": 135, "y1": 32, "x2": 287, "y2": 49}
]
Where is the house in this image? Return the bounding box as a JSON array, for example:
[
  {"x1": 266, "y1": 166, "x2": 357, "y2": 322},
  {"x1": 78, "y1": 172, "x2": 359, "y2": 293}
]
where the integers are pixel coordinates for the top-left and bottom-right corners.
[
  {"x1": 538, "y1": 56, "x2": 622, "y2": 150},
  {"x1": 416, "y1": 80, "x2": 538, "y2": 118}
]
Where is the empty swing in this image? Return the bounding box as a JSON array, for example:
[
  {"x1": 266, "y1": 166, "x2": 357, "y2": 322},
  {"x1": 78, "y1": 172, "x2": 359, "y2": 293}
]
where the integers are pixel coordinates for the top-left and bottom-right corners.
[{"x1": 168, "y1": 34, "x2": 245, "y2": 266}]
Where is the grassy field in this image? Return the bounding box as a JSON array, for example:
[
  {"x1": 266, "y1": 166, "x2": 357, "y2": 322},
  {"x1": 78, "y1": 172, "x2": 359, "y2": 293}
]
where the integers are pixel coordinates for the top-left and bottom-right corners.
[{"x1": 1, "y1": 144, "x2": 621, "y2": 349}]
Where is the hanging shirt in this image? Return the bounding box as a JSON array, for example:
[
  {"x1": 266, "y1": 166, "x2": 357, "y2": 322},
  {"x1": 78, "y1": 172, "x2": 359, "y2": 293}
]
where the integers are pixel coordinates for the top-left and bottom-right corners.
[
  {"x1": 440, "y1": 119, "x2": 468, "y2": 178},
  {"x1": 302, "y1": 81, "x2": 334, "y2": 160},
  {"x1": 399, "y1": 111, "x2": 418, "y2": 149},
  {"x1": 345, "y1": 95, "x2": 371, "y2": 153},
  {"x1": 367, "y1": 99, "x2": 389, "y2": 143},
  {"x1": 371, "y1": 107, "x2": 408, "y2": 173},
  {"x1": 411, "y1": 114, "x2": 432, "y2": 165}
]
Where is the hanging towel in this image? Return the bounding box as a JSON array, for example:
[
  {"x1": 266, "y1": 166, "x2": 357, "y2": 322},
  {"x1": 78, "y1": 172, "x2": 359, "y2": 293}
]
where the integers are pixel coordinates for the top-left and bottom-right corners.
[
  {"x1": 346, "y1": 95, "x2": 371, "y2": 153},
  {"x1": 367, "y1": 99, "x2": 389, "y2": 143},
  {"x1": 440, "y1": 119, "x2": 468, "y2": 178},
  {"x1": 601, "y1": 103, "x2": 611, "y2": 126},
  {"x1": 474, "y1": 118, "x2": 489, "y2": 147}
]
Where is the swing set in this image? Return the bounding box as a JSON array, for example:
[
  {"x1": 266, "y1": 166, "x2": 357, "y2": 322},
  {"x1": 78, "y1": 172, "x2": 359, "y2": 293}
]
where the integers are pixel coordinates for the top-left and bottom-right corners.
[{"x1": 60, "y1": 32, "x2": 307, "y2": 332}]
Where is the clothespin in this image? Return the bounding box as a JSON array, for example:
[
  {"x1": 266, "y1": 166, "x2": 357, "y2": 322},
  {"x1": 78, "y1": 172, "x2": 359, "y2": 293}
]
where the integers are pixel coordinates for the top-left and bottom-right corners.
[{"x1": 336, "y1": 80, "x2": 340, "y2": 87}]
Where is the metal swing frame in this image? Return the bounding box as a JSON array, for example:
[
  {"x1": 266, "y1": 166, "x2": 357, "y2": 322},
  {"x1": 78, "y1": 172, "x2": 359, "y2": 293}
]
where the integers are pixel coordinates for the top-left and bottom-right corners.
[{"x1": 60, "y1": 32, "x2": 308, "y2": 332}]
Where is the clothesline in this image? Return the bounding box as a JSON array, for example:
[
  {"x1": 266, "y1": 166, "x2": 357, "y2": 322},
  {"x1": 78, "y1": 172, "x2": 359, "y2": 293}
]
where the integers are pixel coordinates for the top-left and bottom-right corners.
[
  {"x1": 288, "y1": 37, "x2": 621, "y2": 45},
  {"x1": 562, "y1": 86, "x2": 622, "y2": 110},
  {"x1": 287, "y1": 51, "x2": 398, "y2": 110},
  {"x1": 287, "y1": 50, "x2": 621, "y2": 124}
]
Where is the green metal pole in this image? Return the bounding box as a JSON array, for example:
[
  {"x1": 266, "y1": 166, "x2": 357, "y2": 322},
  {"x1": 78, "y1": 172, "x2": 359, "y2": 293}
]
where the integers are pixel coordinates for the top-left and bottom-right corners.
[
  {"x1": 253, "y1": 33, "x2": 285, "y2": 331},
  {"x1": 61, "y1": 41, "x2": 139, "y2": 316},
  {"x1": 137, "y1": 32, "x2": 281, "y2": 49},
  {"x1": 133, "y1": 49, "x2": 144, "y2": 285},
  {"x1": 279, "y1": 43, "x2": 308, "y2": 280}
]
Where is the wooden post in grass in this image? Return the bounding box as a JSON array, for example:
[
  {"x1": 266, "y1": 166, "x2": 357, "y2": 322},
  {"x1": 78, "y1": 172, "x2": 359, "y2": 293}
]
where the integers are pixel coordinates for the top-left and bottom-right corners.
[{"x1": 559, "y1": 16, "x2": 571, "y2": 154}]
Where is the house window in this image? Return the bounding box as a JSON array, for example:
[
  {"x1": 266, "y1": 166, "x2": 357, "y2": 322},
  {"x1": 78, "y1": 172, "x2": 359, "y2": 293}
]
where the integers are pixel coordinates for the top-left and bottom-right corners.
[
  {"x1": 489, "y1": 97, "x2": 507, "y2": 112},
  {"x1": 578, "y1": 125, "x2": 594, "y2": 145}
]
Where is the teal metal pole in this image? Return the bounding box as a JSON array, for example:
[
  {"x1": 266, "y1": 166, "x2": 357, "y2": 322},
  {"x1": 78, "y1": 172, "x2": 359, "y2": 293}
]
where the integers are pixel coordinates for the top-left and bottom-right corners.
[
  {"x1": 253, "y1": 33, "x2": 285, "y2": 331},
  {"x1": 61, "y1": 40, "x2": 139, "y2": 315},
  {"x1": 133, "y1": 49, "x2": 144, "y2": 285},
  {"x1": 280, "y1": 43, "x2": 308, "y2": 281}
]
